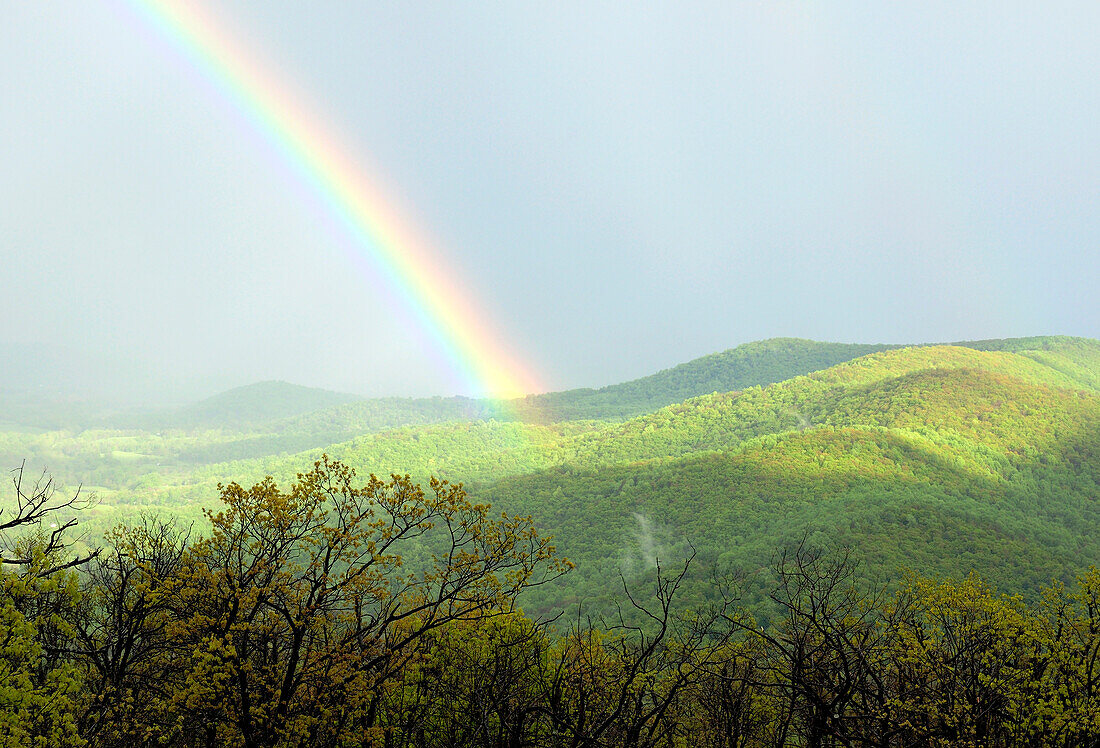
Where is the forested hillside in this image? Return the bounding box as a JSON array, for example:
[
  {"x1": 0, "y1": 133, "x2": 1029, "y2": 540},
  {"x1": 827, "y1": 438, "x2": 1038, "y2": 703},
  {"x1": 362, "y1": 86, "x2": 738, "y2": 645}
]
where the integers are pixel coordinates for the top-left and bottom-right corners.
[
  {"x1": 168, "y1": 337, "x2": 901, "y2": 456},
  {"x1": 1, "y1": 336, "x2": 1097, "y2": 611},
  {"x1": 507, "y1": 338, "x2": 901, "y2": 421},
  {"x1": 481, "y1": 344, "x2": 1100, "y2": 610}
]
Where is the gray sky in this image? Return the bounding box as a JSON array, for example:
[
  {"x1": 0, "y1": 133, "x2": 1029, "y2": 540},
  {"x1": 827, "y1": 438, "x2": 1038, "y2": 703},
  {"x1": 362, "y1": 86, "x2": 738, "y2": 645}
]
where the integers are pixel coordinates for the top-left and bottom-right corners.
[{"x1": 3, "y1": 2, "x2": 1098, "y2": 400}]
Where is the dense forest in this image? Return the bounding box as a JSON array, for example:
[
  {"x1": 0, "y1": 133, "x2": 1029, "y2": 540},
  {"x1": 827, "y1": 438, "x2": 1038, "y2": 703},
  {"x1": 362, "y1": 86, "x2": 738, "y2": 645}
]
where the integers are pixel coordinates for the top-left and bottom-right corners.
[
  {"x1": 5, "y1": 458, "x2": 1100, "y2": 746},
  {"x1": 2, "y1": 336, "x2": 1099, "y2": 745},
  {"x1": 4, "y1": 337, "x2": 1095, "y2": 608}
]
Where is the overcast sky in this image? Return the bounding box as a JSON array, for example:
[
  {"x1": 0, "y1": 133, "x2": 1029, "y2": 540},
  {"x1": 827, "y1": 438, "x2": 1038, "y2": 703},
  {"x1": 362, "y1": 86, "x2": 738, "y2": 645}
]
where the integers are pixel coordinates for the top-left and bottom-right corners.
[{"x1": 3, "y1": 2, "x2": 1098, "y2": 400}]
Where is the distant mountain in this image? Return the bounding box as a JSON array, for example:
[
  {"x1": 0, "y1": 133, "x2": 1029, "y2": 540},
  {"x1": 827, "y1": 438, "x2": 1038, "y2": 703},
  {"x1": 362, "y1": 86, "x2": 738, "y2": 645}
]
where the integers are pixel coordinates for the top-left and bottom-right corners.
[
  {"x1": 184, "y1": 337, "x2": 1096, "y2": 463},
  {"x1": 166, "y1": 380, "x2": 363, "y2": 429},
  {"x1": 0, "y1": 340, "x2": 276, "y2": 430},
  {"x1": 250, "y1": 338, "x2": 902, "y2": 439},
  {"x1": 0, "y1": 342, "x2": 140, "y2": 430},
  {"x1": 206, "y1": 340, "x2": 1096, "y2": 487}
]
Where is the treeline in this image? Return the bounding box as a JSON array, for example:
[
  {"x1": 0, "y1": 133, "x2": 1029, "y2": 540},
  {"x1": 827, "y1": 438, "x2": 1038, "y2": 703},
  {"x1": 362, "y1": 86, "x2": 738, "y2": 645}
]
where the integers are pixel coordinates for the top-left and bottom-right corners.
[
  {"x1": 4, "y1": 459, "x2": 1100, "y2": 747},
  {"x1": 507, "y1": 339, "x2": 900, "y2": 422}
]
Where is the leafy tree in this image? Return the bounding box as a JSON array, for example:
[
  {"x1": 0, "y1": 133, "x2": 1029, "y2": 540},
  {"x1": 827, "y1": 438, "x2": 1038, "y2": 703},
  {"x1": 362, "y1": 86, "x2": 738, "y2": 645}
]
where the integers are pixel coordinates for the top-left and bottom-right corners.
[
  {"x1": 545, "y1": 552, "x2": 740, "y2": 747},
  {"x1": 887, "y1": 574, "x2": 1042, "y2": 747},
  {"x1": 382, "y1": 612, "x2": 552, "y2": 747},
  {"x1": 161, "y1": 456, "x2": 569, "y2": 747},
  {"x1": 0, "y1": 547, "x2": 85, "y2": 747},
  {"x1": 0, "y1": 464, "x2": 96, "y2": 748}
]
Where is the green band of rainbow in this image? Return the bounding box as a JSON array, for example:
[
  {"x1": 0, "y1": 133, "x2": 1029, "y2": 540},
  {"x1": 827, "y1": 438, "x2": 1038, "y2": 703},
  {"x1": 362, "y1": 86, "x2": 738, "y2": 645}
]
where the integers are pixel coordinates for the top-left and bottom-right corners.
[{"x1": 125, "y1": 0, "x2": 541, "y2": 400}]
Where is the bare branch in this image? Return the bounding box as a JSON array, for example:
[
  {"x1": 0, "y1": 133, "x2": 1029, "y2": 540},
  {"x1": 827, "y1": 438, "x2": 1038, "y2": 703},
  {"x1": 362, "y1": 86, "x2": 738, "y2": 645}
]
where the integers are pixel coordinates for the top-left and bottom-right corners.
[{"x1": 1, "y1": 461, "x2": 99, "y2": 573}]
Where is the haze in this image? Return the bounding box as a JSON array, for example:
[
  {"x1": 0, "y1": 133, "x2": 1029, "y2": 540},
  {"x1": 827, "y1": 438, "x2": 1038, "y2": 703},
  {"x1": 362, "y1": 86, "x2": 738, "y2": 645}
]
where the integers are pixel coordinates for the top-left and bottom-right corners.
[{"x1": 2, "y1": 2, "x2": 1097, "y2": 403}]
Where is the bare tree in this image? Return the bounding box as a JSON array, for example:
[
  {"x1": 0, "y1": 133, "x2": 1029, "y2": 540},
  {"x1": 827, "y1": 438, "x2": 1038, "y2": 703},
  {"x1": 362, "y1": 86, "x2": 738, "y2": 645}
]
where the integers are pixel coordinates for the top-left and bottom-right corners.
[
  {"x1": 733, "y1": 538, "x2": 892, "y2": 748},
  {"x1": 545, "y1": 549, "x2": 742, "y2": 748},
  {"x1": 1, "y1": 461, "x2": 98, "y2": 576},
  {"x1": 69, "y1": 516, "x2": 191, "y2": 745}
]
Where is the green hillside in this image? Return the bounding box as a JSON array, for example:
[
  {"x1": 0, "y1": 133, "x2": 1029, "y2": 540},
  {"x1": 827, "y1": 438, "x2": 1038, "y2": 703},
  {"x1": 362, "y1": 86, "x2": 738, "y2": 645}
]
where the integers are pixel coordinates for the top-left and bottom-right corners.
[
  {"x1": 480, "y1": 369, "x2": 1099, "y2": 610},
  {"x1": 301, "y1": 342, "x2": 1099, "y2": 484},
  {"x1": 180, "y1": 340, "x2": 1100, "y2": 608},
  {"x1": 248, "y1": 338, "x2": 900, "y2": 434},
  {"x1": 954, "y1": 335, "x2": 1100, "y2": 390},
  {"x1": 4, "y1": 335, "x2": 1098, "y2": 614}
]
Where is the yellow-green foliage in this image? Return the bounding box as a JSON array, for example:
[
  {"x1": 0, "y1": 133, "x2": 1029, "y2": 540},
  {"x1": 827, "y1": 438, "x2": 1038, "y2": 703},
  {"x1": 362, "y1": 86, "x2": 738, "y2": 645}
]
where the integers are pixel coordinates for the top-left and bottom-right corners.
[{"x1": 0, "y1": 564, "x2": 84, "y2": 748}]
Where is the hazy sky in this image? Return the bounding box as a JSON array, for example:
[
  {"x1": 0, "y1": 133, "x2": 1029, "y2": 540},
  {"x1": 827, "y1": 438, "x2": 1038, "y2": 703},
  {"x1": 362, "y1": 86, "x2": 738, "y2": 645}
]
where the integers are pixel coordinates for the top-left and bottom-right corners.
[{"x1": 3, "y1": 2, "x2": 1098, "y2": 400}]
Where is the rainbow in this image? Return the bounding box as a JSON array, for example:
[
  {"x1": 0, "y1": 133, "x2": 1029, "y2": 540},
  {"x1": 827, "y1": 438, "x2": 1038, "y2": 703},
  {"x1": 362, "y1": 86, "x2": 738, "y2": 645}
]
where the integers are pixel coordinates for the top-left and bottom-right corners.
[{"x1": 122, "y1": 0, "x2": 542, "y2": 400}]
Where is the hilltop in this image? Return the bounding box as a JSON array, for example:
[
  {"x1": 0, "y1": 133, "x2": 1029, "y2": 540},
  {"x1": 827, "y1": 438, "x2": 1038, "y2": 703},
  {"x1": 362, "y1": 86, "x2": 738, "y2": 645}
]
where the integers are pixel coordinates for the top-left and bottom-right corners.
[
  {"x1": 507, "y1": 338, "x2": 901, "y2": 421},
  {"x1": 165, "y1": 380, "x2": 362, "y2": 429}
]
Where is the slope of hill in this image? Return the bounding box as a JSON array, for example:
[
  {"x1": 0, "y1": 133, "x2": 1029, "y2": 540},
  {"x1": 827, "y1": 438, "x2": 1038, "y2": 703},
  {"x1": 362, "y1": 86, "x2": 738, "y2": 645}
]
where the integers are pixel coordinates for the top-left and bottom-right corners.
[
  {"x1": 479, "y1": 362, "x2": 1099, "y2": 611},
  {"x1": 7, "y1": 335, "x2": 1098, "y2": 615},
  {"x1": 484, "y1": 416, "x2": 1098, "y2": 613},
  {"x1": 954, "y1": 335, "x2": 1100, "y2": 391}
]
